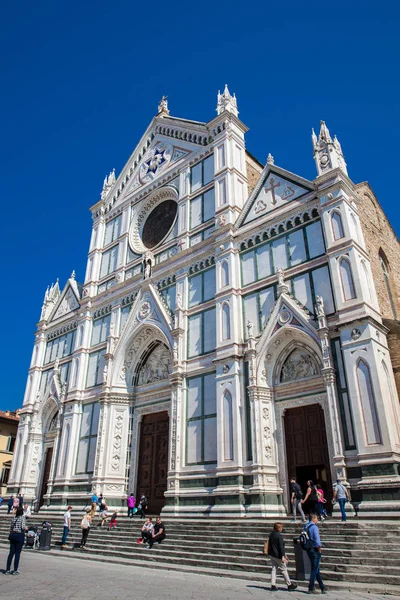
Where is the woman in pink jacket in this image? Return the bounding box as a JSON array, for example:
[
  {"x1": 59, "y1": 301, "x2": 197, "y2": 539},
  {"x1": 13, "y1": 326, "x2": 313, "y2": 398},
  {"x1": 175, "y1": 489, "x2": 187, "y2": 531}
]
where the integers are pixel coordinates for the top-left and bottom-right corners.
[{"x1": 127, "y1": 493, "x2": 136, "y2": 518}]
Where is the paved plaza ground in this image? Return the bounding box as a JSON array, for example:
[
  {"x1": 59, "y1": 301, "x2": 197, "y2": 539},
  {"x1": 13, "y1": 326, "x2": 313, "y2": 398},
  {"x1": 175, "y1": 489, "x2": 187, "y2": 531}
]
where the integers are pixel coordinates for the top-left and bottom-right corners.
[{"x1": 0, "y1": 546, "x2": 399, "y2": 600}]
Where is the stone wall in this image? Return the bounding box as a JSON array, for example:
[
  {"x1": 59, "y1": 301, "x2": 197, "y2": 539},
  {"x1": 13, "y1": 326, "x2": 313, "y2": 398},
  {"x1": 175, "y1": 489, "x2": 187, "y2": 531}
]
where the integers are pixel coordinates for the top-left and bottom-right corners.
[
  {"x1": 245, "y1": 152, "x2": 263, "y2": 196},
  {"x1": 357, "y1": 182, "x2": 400, "y2": 319},
  {"x1": 357, "y1": 182, "x2": 400, "y2": 397}
]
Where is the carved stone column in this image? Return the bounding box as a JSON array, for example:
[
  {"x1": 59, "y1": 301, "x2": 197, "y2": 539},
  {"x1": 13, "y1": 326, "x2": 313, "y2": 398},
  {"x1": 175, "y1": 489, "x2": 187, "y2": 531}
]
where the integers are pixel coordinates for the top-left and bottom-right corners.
[
  {"x1": 166, "y1": 373, "x2": 183, "y2": 498},
  {"x1": 316, "y1": 299, "x2": 347, "y2": 483}
]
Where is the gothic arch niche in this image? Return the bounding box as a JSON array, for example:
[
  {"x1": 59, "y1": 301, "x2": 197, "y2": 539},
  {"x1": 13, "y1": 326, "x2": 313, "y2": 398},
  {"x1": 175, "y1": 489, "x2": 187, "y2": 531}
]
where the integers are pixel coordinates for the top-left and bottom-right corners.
[
  {"x1": 111, "y1": 318, "x2": 173, "y2": 392},
  {"x1": 277, "y1": 347, "x2": 320, "y2": 385},
  {"x1": 133, "y1": 341, "x2": 171, "y2": 386}
]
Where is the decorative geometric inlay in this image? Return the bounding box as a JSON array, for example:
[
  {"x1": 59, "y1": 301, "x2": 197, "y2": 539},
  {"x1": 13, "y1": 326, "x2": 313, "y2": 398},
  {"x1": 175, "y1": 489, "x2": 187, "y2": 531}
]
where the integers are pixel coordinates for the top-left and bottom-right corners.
[{"x1": 139, "y1": 143, "x2": 172, "y2": 184}]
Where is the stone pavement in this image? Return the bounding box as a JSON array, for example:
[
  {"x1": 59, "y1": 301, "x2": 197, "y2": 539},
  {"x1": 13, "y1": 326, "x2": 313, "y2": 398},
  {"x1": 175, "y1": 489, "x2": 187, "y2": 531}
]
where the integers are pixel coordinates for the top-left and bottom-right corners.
[{"x1": 0, "y1": 548, "x2": 399, "y2": 600}]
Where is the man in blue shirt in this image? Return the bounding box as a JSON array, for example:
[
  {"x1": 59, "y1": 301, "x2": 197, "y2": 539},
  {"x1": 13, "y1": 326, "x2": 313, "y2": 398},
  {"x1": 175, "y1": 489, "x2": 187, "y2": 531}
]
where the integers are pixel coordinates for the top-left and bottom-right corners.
[{"x1": 305, "y1": 513, "x2": 327, "y2": 594}]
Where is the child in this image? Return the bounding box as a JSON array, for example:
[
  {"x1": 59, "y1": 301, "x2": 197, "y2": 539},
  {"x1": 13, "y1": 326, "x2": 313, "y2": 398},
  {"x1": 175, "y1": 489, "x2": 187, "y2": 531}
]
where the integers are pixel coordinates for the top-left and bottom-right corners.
[
  {"x1": 108, "y1": 510, "x2": 118, "y2": 530},
  {"x1": 99, "y1": 506, "x2": 109, "y2": 527},
  {"x1": 264, "y1": 522, "x2": 297, "y2": 592}
]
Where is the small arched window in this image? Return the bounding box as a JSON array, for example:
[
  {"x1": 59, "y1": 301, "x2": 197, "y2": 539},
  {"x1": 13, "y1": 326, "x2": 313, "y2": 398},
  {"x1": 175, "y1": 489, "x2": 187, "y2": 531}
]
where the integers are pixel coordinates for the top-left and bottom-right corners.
[
  {"x1": 339, "y1": 257, "x2": 356, "y2": 301},
  {"x1": 361, "y1": 260, "x2": 372, "y2": 303},
  {"x1": 379, "y1": 250, "x2": 397, "y2": 318},
  {"x1": 350, "y1": 213, "x2": 360, "y2": 245},
  {"x1": 72, "y1": 358, "x2": 79, "y2": 388},
  {"x1": 222, "y1": 303, "x2": 231, "y2": 340},
  {"x1": 221, "y1": 260, "x2": 229, "y2": 287},
  {"x1": 331, "y1": 211, "x2": 344, "y2": 240},
  {"x1": 356, "y1": 359, "x2": 381, "y2": 445}
]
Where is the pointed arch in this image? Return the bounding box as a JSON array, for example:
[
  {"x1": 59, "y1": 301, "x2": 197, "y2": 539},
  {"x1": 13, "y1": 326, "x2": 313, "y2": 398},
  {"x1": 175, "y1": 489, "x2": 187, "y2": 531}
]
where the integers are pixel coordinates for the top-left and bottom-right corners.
[
  {"x1": 382, "y1": 360, "x2": 400, "y2": 444},
  {"x1": 331, "y1": 210, "x2": 344, "y2": 240},
  {"x1": 339, "y1": 257, "x2": 356, "y2": 301},
  {"x1": 350, "y1": 213, "x2": 361, "y2": 244},
  {"x1": 222, "y1": 302, "x2": 231, "y2": 340},
  {"x1": 223, "y1": 390, "x2": 234, "y2": 461},
  {"x1": 221, "y1": 260, "x2": 229, "y2": 287},
  {"x1": 379, "y1": 249, "x2": 397, "y2": 318},
  {"x1": 361, "y1": 260, "x2": 372, "y2": 302},
  {"x1": 356, "y1": 359, "x2": 381, "y2": 445}
]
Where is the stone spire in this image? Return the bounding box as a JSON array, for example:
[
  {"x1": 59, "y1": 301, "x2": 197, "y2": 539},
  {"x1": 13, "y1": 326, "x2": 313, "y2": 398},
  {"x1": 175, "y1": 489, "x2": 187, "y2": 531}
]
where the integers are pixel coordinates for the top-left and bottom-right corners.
[
  {"x1": 101, "y1": 169, "x2": 116, "y2": 200},
  {"x1": 40, "y1": 279, "x2": 60, "y2": 321},
  {"x1": 312, "y1": 120, "x2": 347, "y2": 176},
  {"x1": 267, "y1": 153, "x2": 274, "y2": 165},
  {"x1": 157, "y1": 95, "x2": 170, "y2": 116},
  {"x1": 216, "y1": 84, "x2": 239, "y2": 117}
]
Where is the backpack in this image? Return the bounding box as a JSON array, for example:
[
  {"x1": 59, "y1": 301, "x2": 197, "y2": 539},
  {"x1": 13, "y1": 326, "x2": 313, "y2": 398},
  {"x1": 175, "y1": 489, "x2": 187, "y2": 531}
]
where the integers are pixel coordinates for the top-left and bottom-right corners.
[
  {"x1": 81, "y1": 515, "x2": 89, "y2": 529},
  {"x1": 299, "y1": 524, "x2": 315, "y2": 551}
]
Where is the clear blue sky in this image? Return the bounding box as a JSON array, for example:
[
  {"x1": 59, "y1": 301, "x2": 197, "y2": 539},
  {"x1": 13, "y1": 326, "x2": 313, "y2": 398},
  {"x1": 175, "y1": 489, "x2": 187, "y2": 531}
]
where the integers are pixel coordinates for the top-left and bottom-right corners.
[{"x1": 1, "y1": 1, "x2": 399, "y2": 411}]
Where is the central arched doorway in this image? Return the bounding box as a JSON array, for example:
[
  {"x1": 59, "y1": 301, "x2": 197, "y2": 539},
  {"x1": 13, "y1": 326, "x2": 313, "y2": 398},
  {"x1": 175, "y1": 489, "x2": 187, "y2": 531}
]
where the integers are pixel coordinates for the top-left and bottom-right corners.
[
  {"x1": 137, "y1": 411, "x2": 169, "y2": 514},
  {"x1": 284, "y1": 403, "x2": 332, "y2": 511}
]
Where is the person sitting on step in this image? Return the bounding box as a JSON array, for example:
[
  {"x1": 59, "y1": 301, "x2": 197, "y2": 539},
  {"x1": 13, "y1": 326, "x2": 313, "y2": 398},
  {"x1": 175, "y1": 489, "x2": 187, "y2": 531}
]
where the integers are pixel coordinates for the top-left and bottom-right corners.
[
  {"x1": 140, "y1": 517, "x2": 153, "y2": 544},
  {"x1": 146, "y1": 517, "x2": 166, "y2": 549}
]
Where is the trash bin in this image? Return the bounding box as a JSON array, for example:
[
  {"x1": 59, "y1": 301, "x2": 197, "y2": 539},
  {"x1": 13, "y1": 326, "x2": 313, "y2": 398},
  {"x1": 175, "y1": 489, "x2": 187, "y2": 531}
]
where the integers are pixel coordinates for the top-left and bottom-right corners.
[
  {"x1": 39, "y1": 525, "x2": 52, "y2": 550},
  {"x1": 293, "y1": 537, "x2": 311, "y2": 580}
]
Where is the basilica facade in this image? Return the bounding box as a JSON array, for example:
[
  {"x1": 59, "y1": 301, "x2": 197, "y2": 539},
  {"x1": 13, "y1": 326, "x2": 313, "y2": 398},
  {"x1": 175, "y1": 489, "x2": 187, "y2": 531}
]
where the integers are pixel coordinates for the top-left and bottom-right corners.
[{"x1": 8, "y1": 89, "x2": 400, "y2": 516}]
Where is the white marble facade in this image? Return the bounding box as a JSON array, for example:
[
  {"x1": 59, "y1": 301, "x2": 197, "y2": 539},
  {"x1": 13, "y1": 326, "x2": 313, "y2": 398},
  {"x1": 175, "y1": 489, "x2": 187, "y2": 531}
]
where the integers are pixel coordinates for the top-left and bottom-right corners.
[{"x1": 8, "y1": 90, "x2": 400, "y2": 516}]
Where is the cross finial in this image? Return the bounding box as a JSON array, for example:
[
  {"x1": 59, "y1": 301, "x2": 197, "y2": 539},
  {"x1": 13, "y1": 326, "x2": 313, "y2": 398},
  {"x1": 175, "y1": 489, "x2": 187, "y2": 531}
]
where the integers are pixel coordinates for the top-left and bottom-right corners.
[
  {"x1": 267, "y1": 153, "x2": 274, "y2": 165},
  {"x1": 70, "y1": 270, "x2": 76, "y2": 280}
]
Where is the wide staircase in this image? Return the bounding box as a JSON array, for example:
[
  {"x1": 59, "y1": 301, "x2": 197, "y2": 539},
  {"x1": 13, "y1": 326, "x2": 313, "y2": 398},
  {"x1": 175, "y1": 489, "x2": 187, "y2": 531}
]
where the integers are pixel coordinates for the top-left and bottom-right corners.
[{"x1": 1, "y1": 513, "x2": 400, "y2": 593}]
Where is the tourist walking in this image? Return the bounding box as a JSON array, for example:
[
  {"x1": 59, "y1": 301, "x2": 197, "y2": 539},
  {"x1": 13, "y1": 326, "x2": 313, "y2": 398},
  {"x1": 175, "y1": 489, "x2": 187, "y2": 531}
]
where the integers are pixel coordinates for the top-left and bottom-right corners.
[
  {"x1": 127, "y1": 493, "x2": 136, "y2": 518},
  {"x1": 304, "y1": 513, "x2": 327, "y2": 594},
  {"x1": 12, "y1": 496, "x2": 19, "y2": 514},
  {"x1": 264, "y1": 522, "x2": 297, "y2": 591},
  {"x1": 316, "y1": 486, "x2": 328, "y2": 521},
  {"x1": 61, "y1": 506, "x2": 72, "y2": 548},
  {"x1": 138, "y1": 494, "x2": 148, "y2": 518},
  {"x1": 333, "y1": 479, "x2": 350, "y2": 522},
  {"x1": 302, "y1": 480, "x2": 319, "y2": 514},
  {"x1": 289, "y1": 478, "x2": 306, "y2": 523},
  {"x1": 98, "y1": 494, "x2": 107, "y2": 512},
  {"x1": 91, "y1": 492, "x2": 98, "y2": 515},
  {"x1": 7, "y1": 496, "x2": 14, "y2": 514},
  {"x1": 80, "y1": 508, "x2": 92, "y2": 550},
  {"x1": 5, "y1": 506, "x2": 26, "y2": 575}
]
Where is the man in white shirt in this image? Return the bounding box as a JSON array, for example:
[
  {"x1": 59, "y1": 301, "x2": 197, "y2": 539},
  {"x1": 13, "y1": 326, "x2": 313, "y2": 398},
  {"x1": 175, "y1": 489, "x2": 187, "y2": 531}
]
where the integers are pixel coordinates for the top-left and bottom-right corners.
[
  {"x1": 61, "y1": 506, "x2": 72, "y2": 548},
  {"x1": 23, "y1": 503, "x2": 31, "y2": 518}
]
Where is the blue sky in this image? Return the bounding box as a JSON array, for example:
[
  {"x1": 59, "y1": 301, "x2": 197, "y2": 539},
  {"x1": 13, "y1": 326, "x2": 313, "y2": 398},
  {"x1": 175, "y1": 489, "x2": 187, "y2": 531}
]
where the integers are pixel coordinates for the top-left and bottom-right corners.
[{"x1": 1, "y1": 0, "x2": 399, "y2": 411}]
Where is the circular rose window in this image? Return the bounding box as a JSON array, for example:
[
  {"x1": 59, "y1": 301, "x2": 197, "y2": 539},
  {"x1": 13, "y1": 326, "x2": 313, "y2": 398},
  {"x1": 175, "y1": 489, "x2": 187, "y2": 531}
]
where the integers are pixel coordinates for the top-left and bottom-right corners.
[{"x1": 141, "y1": 199, "x2": 178, "y2": 249}]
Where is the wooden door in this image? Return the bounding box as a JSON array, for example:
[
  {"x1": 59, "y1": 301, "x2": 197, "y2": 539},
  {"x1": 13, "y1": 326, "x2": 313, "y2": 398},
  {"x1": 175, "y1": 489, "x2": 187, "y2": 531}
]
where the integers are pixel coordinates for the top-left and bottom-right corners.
[
  {"x1": 284, "y1": 404, "x2": 332, "y2": 509},
  {"x1": 137, "y1": 411, "x2": 169, "y2": 514},
  {"x1": 39, "y1": 447, "x2": 53, "y2": 508}
]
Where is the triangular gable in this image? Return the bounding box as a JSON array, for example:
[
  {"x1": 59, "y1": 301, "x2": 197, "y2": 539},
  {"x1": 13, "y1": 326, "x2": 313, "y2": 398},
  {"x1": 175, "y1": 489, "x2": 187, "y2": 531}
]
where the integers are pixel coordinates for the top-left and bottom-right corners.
[
  {"x1": 110, "y1": 283, "x2": 174, "y2": 389},
  {"x1": 238, "y1": 165, "x2": 315, "y2": 227},
  {"x1": 256, "y1": 291, "x2": 318, "y2": 362},
  {"x1": 100, "y1": 115, "x2": 210, "y2": 210},
  {"x1": 48, "y1": 279, "x2": 81, "y2": 322}
]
